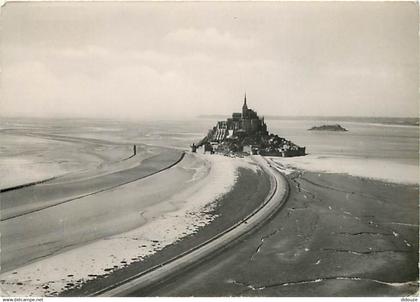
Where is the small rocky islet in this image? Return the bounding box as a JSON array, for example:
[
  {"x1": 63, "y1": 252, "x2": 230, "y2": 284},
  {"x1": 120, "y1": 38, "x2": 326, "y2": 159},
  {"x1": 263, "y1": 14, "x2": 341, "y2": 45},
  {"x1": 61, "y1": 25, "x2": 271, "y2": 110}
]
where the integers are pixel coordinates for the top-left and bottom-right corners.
[{"x1": 308, "y1": 124, "x2": 348, "y2": 132}]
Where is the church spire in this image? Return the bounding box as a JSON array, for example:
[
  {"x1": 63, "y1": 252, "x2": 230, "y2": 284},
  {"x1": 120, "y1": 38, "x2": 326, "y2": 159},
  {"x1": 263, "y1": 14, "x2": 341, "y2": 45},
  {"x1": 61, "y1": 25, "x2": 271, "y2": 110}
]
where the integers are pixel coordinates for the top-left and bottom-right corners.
[{"x1": 242, "y1": 92, "x2": 248, "y2": 117}]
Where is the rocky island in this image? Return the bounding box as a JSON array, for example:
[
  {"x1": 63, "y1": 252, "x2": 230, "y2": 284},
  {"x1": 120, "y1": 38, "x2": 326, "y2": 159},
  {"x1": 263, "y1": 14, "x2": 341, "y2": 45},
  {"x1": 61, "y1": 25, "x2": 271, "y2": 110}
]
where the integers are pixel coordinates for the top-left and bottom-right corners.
[
  {"x1": 194, "y1": 94, "x2": 306, "y2": 157},
  {"x1": 308, "y1": 124, "x2": 348, "y2": 131}
]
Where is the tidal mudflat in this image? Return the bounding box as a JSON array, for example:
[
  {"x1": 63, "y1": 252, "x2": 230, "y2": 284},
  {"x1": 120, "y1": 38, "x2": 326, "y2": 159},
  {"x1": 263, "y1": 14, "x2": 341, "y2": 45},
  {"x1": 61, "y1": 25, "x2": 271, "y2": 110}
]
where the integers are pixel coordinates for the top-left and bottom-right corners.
[{"x1": 145, "y1": 167, "x2": 419, "y2": 297}]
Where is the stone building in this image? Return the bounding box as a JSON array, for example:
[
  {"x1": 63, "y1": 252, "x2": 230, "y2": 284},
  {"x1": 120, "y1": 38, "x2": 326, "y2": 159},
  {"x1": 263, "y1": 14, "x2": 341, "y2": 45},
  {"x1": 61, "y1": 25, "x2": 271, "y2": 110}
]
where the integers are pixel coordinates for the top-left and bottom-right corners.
[
  {"x1": 212, "y1": 94, "x2": 268, "y2": 142},
  {"x1": 198, "y1": 93, "x2": 306, "y2": 157}
]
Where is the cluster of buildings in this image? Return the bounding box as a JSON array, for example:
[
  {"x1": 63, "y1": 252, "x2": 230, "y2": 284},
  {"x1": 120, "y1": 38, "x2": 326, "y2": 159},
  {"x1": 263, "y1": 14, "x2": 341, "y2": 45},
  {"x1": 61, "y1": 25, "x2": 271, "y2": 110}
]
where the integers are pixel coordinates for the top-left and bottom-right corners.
[
  {"x1": 211, "y1": 94, "x2": 268, "y2": 142},
  {"x1": 196, "y1": 94, "x2": 306, "y2": 157}
]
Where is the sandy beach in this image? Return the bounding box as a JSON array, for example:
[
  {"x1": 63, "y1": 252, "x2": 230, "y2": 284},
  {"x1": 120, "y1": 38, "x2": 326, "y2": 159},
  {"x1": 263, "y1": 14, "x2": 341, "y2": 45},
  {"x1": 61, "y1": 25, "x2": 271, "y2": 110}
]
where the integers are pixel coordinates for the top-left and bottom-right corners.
[{"x1": 0, "y1": 147, "x2": 268, "y2": 296}]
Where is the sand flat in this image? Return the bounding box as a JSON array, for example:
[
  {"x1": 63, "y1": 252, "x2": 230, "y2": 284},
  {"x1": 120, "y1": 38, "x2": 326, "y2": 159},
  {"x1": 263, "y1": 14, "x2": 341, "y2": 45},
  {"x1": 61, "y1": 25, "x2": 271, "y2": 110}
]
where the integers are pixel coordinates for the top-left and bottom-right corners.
[
  {"x1": 1, "y1": 147, "x2": 182, "y2": 220},
  {"x1": 0, "y1": 153, "x2": 261, "y2": 296},
  {"x1": 270, "y1": 154, "x2": 419, "y2": 185},
  {"x1": 0, "y1": 132, "x2": 136, "y2": 190},
  {"x1": 144, "y1": 168, "x2": 419, "y2": 297}
]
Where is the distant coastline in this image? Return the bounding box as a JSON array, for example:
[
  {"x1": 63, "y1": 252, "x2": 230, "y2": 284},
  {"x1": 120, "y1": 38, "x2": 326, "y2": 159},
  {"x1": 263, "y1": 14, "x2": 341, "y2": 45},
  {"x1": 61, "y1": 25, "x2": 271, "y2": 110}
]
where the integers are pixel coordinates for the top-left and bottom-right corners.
[
  {"x1": 2, "y1": 115, "x2": 418, "y2": 128},
  {"x1": 197, "y1": 115, "x2": 419, "y2": 127}
]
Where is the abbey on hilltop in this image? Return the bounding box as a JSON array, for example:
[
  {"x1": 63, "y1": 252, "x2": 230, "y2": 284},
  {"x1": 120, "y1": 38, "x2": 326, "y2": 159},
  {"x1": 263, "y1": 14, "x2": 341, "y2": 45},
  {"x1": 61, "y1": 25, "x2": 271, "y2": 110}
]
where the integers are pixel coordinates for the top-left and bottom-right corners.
[
  {"x1": 195, "y1": 94, "x2": 306, "y2": 157},
  {"x1": 211, "y1": 93, "x2": 269, "y2": 141}
]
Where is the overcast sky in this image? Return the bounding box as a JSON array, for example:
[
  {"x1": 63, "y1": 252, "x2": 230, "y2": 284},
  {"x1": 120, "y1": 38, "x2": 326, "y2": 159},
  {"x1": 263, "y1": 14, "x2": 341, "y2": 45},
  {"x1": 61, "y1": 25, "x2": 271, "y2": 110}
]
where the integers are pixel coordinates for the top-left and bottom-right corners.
[{"x1": 1, "y1": 2, "x2": 418, "y2": 119}]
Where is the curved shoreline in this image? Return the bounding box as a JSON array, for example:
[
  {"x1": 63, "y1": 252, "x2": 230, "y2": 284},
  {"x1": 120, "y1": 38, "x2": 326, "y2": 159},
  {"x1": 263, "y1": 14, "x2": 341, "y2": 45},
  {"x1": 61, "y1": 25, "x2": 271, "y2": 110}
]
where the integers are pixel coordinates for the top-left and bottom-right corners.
[
  {"x1": 1, "y1": 151, "x2": 185, "y2": 221},
  {"x1": 92, "y1": 155, "x2": 289, "y2": 297},
  {"x1": 0, "y1": 130, "x2": 137, "y2": 191},
  {"x1": 0, "y1": 144, "x2": 138, "y2": 193},
  {"x1": 0, "y1": 175, "x2": 60, "y2": 193}
]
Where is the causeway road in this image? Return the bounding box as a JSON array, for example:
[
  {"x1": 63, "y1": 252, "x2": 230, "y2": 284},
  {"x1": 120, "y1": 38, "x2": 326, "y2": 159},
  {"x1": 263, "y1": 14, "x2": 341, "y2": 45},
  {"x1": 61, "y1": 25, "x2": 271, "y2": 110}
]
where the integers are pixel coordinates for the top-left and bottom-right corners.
[{"x1": 94, "y1": 155, "x2": 289, "y2": 297}]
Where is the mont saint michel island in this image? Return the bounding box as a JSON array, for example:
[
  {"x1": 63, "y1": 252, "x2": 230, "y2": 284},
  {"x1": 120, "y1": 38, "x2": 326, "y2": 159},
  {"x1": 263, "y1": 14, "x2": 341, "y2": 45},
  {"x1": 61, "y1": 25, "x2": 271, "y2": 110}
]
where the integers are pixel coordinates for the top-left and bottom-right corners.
[{"x1": 193, "y1": 94, "x2": 306, "y2": 157}]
